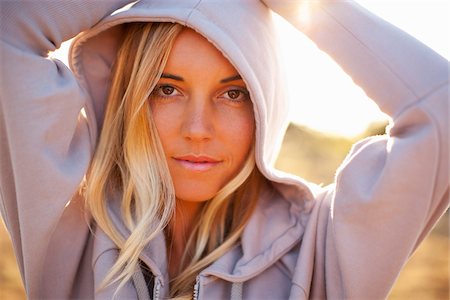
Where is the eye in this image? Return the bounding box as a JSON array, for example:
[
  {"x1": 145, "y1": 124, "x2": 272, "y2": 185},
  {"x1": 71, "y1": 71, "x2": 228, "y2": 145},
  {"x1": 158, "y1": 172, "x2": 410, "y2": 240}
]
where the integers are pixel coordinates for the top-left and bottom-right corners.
[
  {"x1": 160, "y1": 85, "x2": 175, "y2": 95},
  {"x1": 151, "y1": 84, "x2": 181, "y2": 99},
  {"x1": 227, "y1": 90, "x2": 241, "y2": 99},
  {"x1": 220, "y1": 88, "x2": 249, "y2": 102}
]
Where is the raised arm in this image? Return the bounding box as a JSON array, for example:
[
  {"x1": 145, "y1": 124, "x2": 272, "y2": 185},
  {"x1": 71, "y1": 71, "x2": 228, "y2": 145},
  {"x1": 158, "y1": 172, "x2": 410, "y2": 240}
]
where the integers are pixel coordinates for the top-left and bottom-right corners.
[
  {"x1": 263, "y1": 0, "x2": 449, "y2": 298},
  {"x1": 0, "y1": 0, "x2": 132, "y2": 297}
]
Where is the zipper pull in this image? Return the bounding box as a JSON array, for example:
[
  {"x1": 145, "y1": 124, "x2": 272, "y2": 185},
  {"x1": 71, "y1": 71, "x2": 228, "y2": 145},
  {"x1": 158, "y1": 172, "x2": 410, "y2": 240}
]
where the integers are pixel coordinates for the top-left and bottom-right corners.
[{"x1": 193, "y1": 276, "x2": 200, "y2": 300}]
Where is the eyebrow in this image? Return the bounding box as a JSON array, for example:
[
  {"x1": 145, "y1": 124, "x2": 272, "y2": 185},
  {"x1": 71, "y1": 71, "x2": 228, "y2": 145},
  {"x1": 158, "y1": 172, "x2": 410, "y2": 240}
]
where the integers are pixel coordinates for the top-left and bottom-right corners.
[
  {"x1": 220, "y1": 74, "x2": 242, "y2": 83},
  {"x1": 161, "y1": 73, "x2": 184, "y2": 81},
  {"x1": 160, "y1": 73, "x2": 243, "y2": 84}
]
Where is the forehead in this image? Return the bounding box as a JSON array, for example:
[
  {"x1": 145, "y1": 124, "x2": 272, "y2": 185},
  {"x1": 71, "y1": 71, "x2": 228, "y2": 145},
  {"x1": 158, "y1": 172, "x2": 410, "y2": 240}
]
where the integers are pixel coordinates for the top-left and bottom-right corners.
[{"x1": 164, "y1": 28, "x2": 239, "y2": 76}]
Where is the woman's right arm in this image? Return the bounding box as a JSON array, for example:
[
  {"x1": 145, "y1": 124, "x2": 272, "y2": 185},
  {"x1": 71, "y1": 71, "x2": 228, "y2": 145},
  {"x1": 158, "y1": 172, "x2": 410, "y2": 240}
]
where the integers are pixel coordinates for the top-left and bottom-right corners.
[{"x1": 0, "y1": 0, "x2": 132, "y2": 296}]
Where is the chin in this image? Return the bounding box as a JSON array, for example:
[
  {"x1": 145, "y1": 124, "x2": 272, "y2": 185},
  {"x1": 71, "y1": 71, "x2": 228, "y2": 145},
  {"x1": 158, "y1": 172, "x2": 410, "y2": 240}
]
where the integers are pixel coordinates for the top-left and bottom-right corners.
[
  {"x1": 173, "y1": 182, "x2": 222, "y2": 203},
  {"x1": 175, "y1": 191, "x2": 217, "y2": 203}
]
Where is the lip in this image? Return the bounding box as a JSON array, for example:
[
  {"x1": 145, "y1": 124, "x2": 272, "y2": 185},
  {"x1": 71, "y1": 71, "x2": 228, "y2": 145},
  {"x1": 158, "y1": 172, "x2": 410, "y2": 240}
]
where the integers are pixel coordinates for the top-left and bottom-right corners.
[{"x1": 172, "y1": 155, "x2": 222, "y2": 172}]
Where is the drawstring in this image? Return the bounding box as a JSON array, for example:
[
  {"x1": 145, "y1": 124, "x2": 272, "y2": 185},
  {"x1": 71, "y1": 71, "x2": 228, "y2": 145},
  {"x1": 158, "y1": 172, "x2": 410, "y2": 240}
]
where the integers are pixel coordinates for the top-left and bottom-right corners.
[{"x1": 230, "y1": 282, "x2": 243, "y2": 300}]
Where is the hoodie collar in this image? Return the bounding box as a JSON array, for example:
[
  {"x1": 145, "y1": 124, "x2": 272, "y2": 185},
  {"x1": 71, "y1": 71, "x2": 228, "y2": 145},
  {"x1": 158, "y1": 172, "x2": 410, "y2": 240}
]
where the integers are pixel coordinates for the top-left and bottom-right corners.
[
  {"x1": 100, "y1": 180, "x2": 311, "y2": 286},
  {"x1": 199, "y1": 182, "x2": 311, "y2": 282}
]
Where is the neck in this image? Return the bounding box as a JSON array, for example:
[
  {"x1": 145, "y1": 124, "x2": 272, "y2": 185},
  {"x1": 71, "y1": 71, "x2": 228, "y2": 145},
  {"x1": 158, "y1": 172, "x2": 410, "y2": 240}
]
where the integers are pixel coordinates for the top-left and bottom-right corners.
[{"x1": 167, "y1": 199, "x2": 203, "y2": 279}]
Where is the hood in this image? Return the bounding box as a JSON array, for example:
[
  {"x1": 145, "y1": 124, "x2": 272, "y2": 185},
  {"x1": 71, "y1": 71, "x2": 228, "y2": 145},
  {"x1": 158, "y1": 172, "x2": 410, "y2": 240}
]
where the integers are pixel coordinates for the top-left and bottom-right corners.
[{"x1": 69, "y1": 0, "x2": 317, "y2": 201}]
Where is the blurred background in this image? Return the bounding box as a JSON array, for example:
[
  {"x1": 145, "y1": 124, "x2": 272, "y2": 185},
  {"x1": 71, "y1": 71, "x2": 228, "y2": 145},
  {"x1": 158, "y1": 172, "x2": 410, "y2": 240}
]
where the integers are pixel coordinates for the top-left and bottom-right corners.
[{"x1": 1, "y1": 0, "x2": 448, "y2": 299}]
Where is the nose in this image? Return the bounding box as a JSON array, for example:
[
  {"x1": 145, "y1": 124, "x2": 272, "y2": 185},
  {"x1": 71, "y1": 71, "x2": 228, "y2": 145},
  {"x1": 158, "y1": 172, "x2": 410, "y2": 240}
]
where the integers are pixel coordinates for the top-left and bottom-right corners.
[{"x1": 181, "y1": 97, "x2": 214, "y2": 142}]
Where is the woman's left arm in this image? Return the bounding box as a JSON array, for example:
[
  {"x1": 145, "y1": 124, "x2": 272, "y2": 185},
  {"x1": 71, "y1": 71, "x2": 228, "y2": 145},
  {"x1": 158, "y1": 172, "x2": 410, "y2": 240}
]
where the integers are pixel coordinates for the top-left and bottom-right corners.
[{"x1": 263, "y1": 0, "x2": 449, "y2": 298}]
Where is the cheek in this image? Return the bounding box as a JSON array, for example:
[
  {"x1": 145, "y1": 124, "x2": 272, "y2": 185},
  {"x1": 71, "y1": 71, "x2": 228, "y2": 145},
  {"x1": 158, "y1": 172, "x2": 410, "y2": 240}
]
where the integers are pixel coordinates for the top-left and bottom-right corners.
[
  {"x1": 149, "y1": 103, "x2": 178, "y2": 148},
  {"x1": 221, "y1": 106, "x2": 255, "y2": 162}
]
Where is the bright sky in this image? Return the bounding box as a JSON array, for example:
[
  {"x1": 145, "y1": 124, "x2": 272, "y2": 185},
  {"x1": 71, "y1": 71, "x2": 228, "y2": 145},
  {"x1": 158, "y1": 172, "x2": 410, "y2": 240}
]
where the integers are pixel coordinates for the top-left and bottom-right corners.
[
  {"x1": 276, "y1": 0, "x2": 449, "y2": 137},
  {"x1": 51, "y1": 1, "x2": 449, "y2": 138}
]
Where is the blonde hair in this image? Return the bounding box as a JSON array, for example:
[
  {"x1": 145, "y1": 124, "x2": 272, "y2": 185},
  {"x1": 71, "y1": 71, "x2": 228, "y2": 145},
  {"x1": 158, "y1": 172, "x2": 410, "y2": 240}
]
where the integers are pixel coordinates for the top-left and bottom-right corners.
[{"x1": 85, "y1": 22, "x2": 264, "y2": 298}]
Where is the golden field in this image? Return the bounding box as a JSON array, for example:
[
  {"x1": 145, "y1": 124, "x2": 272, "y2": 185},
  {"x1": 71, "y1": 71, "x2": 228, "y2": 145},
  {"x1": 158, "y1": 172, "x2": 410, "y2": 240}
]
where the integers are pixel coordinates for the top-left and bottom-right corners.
[{"x1": 1, "y1": 123, "x2": 448, "y2": 299}]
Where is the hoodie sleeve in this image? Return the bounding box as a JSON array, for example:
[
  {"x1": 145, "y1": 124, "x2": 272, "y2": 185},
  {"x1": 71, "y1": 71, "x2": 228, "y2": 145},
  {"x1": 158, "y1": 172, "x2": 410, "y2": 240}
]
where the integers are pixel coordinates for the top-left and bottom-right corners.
[
  {"x1": 264, "y1": 0, "x2": 449, "y2": 298},
  {"x1": 0, "y1": 0, "x2": 132, "y2": 297}
]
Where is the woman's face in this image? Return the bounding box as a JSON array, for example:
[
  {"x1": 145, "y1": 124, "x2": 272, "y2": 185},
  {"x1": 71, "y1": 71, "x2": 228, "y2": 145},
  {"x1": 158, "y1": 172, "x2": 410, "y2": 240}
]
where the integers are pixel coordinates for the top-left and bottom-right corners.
[{"x1": 149, "y1": 28, "x2": 255, "y2": 203}]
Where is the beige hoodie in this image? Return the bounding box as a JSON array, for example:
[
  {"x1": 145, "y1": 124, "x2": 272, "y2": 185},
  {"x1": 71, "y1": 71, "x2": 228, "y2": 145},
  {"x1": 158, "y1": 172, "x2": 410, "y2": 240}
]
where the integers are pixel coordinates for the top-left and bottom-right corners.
[{"x1": 0, "y1": 0, "x2": 448, "y2": 299}]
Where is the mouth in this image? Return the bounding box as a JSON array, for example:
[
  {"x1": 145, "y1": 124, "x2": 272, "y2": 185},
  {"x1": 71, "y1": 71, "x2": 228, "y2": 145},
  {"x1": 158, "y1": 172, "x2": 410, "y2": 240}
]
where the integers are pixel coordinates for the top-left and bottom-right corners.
[{"x1": 172, "y1": 155, "x2": 222, "y2": 172}]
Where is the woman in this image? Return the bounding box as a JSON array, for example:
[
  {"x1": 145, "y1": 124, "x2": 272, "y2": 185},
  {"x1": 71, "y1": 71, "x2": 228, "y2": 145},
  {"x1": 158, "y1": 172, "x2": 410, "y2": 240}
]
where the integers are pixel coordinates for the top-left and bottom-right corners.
[{"x1": 0, "y1": 0, "x2": 448, "y2": 299}]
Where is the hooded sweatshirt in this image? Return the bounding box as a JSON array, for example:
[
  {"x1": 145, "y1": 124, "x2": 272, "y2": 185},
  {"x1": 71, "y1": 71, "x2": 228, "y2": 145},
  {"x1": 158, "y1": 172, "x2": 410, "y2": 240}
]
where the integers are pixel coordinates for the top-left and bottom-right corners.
[{"x1": 0, "y1": 1, "x2": 448, "y2": 299}]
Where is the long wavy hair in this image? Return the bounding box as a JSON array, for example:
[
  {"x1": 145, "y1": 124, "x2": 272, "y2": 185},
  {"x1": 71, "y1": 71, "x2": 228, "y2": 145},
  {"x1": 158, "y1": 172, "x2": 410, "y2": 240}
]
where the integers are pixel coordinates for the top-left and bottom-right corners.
[{"x1": 85, "y1": 22, "x2": 264, "y2": 299}]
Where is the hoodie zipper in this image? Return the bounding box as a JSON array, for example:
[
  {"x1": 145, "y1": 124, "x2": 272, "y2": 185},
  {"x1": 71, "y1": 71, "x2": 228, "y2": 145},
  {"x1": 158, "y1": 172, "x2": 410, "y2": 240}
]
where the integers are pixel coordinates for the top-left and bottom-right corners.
[
  {"x1": 153, "y1": 278, "x2": 161, "y2": 300},
  {"x1": 193, "y1": 276, "x2": 200, "y2": 300}
]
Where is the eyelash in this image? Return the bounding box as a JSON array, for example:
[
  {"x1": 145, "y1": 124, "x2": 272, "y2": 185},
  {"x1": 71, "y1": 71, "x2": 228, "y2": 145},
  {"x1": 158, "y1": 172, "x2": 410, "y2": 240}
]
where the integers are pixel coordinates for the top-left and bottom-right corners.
[
  {"x1": 150, "y1": 84, "x2": 250, "y2": 103},
  {"x1": 220, "y1": 88, "x2": 250, "y2": 103},
  {"x1": 151, "y1": 85, "x2": 181, "y2": 99}
]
